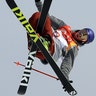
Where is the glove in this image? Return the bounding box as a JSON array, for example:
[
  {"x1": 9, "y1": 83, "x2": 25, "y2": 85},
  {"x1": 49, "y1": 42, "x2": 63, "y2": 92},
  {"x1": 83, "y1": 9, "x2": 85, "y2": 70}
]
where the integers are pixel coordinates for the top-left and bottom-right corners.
[{"x1": 35, "y1": 0, "x2": 40, "y2": 2}]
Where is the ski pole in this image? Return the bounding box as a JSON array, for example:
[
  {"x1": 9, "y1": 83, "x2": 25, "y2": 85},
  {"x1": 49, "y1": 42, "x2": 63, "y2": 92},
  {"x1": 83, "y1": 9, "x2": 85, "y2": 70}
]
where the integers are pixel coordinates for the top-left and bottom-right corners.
[{"x1": 14, "y1": 61, "x2": 59, "y2": 80}]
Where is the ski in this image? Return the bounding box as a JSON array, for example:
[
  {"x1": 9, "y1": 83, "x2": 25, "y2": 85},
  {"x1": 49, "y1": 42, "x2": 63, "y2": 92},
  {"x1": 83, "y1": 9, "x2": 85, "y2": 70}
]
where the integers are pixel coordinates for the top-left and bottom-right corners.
[
  {"x1": 6, "y1": 0, "x2": 77, "y2": 95},
  {"x1": 17, "y1": 43, "x2": 37, "y2": 95},
  {"x1": 6, "y1": 0, "x2": 52, "y2": 95},
  {"x1": 35, "y1": 0, "x2": 51, "y2": 33}
]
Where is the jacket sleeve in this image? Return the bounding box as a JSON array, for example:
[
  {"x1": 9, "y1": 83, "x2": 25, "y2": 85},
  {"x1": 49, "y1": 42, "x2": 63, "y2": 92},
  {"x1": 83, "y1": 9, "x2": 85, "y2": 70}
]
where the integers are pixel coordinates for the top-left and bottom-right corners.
[
  {"x1": 60, "y1": 46, "x2": 78, "y2": 80},
  {"x1": 49, "y1": 16, "x2": 67, "y2": 30},
  {"x1": 35, "y1": 1, "x2": 67, "y2": 30}
]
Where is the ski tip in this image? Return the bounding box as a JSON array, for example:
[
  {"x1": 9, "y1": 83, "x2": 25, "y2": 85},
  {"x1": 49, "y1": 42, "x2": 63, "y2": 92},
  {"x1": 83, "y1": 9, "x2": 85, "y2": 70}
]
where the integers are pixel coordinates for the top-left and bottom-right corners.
[
  {"x1": 17, "y1": 91, "x2": 25, "y2": 95},
  {"x1": 17, "y1": 86, "x2": 27, "y2": 95},
  {"x1": 69, "y1": 90, "x2": 77, "y2": 96}
]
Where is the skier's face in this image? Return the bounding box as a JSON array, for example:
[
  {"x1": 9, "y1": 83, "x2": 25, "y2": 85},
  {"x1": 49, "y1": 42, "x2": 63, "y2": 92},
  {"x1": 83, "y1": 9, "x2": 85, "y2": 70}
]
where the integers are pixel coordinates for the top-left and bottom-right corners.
[{"x1": 74, "y1": 29, "x2": 88, "y2": 42}]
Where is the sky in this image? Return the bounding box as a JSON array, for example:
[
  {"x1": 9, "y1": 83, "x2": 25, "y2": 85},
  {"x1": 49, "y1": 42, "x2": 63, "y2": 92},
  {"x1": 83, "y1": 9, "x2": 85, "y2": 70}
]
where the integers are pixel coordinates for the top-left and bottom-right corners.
[{"x1": 0, "y1": 0, "x2": 96, "y2": 96}]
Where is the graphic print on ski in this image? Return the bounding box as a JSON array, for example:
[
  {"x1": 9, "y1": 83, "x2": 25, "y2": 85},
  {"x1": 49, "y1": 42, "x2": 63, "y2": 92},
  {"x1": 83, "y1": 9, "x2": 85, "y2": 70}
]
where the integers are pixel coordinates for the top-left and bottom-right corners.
[
  {"x1": 18, "y1": 0, "x2": 52, "y2": 94},
  {"x1": 6, "y1": 0, "x2": 77, "y2": 95},
  {"x1": 5, "y1": 0, "x2": 52, "y2": 95}
]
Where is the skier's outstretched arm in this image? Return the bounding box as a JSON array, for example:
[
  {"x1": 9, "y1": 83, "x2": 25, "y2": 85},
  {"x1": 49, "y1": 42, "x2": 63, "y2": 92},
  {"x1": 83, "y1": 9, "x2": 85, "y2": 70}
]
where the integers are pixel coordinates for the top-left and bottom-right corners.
[{"x1": 60, "y1": 46, "x2": 78, "y2": 80}]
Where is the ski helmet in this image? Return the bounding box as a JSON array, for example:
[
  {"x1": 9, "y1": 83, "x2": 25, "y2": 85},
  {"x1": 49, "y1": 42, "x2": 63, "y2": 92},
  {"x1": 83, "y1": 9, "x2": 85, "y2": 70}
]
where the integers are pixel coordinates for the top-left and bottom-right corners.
[{"x1": 84, "y1": 28, "x2": 95, "y2": 44}]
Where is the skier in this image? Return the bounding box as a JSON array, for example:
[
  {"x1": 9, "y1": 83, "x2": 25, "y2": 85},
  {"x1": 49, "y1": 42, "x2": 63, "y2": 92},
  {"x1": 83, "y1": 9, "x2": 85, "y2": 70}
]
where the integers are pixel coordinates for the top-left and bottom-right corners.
[{"x1": 27, "y1": 0, "x2": 95, "y2": 80}]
